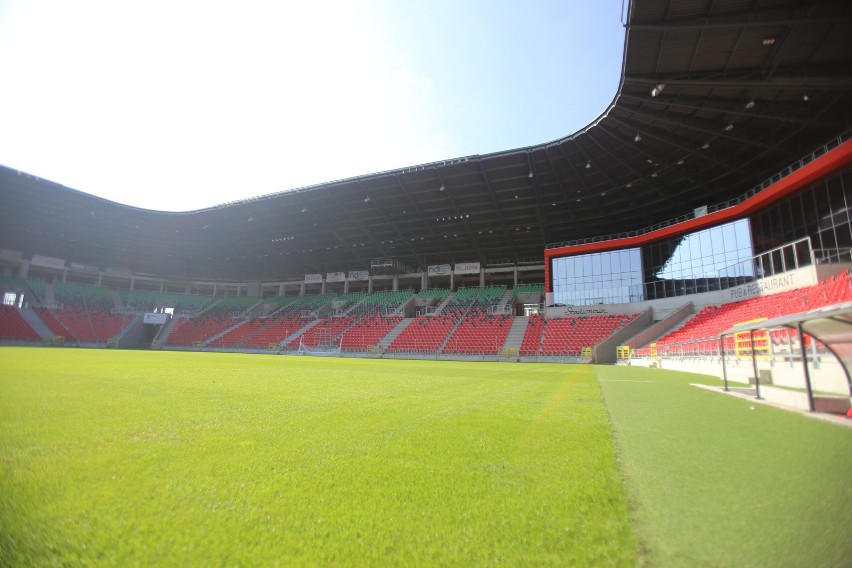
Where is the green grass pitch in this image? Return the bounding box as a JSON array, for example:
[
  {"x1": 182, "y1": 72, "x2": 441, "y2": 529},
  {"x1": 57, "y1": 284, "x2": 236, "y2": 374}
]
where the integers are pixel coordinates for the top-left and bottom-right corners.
[{"x1": 1, "y1": 348, "x2": 850, "y2": 566}]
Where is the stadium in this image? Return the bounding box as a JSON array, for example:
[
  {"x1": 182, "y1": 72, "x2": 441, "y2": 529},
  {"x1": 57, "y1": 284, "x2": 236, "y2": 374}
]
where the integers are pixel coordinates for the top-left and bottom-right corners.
[{"x1": 1, "y1": 0, "x2": 851, "y2": 565}]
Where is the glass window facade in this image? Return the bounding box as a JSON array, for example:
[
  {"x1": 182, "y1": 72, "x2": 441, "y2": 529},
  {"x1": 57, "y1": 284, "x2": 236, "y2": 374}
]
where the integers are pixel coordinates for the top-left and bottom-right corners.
[
  {"x1": 750, "y1": 166, "x2": 852, "y2": 263},
  {"x1": 551, "y1": 249, "x2": 643, "y2": 306},
  {"x1": 552, "y1": 219, "x2": 755, "y2": 304},
  {"x1": 550, "y1": 166, "x2": 852, "y2": 307},
  {"x1": 642, "y1": 219, "x2": 754, "y2": 299}
]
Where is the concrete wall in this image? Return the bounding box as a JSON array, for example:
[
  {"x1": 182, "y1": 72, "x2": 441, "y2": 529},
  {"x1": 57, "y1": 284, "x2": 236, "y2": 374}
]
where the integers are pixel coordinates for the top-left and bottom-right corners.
[
  {"x1": 624, "y1": 302, "x2": 694, "y2": 348},
  {"x1": 594, "y1": 308, "x2": 653, "y2": 364},
  {"x1": 632, "y1": 354, "x2": 850, "y2": 396}
]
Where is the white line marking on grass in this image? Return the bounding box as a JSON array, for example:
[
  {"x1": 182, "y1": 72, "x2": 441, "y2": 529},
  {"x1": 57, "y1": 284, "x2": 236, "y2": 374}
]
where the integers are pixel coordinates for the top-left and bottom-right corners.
[{"x1": 597, "y1": 379, "x2": 657, "y2": 383}]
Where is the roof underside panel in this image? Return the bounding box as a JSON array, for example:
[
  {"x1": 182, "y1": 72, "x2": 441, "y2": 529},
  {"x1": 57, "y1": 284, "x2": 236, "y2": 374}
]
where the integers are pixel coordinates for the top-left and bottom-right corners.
[{"x1": 2, "y1": 0, "x2": 851, "y2": 281}]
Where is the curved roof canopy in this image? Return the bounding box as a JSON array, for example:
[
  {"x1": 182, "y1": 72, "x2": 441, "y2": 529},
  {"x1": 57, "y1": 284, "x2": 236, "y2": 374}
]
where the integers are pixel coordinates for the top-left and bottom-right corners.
[{"x1": 2, "y1": 0, "x2": 851, "y2": 281}]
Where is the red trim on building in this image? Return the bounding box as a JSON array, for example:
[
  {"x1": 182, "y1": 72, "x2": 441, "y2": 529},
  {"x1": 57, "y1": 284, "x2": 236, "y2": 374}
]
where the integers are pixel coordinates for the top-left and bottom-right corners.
[{"x1": 544, "y1": 139, "x2": 852, "y2": 293}]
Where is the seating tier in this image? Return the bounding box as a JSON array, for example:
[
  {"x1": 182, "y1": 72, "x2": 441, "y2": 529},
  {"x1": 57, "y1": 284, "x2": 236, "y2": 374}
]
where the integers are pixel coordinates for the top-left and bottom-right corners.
[
  {"x1": 166, "y1": 315, "x2": 243, "y2": 346},
  {"x1": 287, "y1": 315, "x2": 356, "y2": 348},
  {"x1": 0, "y1": 306, "x2": 41, "y2": 341},
  {"x1": 244, "y1": 316, "x2": 312, "y2": 347},
  {"x1": 340, "y1": 314, "x2": 403, "y2": 351},
  {"x1": 386, "y1": 313, "x2": 461, "y2": 353},
  {"x1": 442, "y1": 311, "x2": 513, "y2": 354},
  {"x1": 644, "y1": 272, "x2": 852, "y2": 351}
]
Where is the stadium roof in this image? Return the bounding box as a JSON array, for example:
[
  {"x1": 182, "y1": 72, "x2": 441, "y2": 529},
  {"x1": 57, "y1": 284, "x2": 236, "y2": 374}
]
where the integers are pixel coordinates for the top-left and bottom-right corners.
[{"x1": 2, "y1": 0, "x2": 851, "y2": 281}]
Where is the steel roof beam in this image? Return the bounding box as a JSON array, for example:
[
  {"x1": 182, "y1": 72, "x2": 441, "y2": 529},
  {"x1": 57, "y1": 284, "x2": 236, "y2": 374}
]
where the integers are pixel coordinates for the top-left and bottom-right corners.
[
  {"x1": 473, "y1": 160, "x2": 518, "y2": 263},
  {"x1": 525, "y1": 152, "x2": 550, "y2": 244},
  {"x1": 432, "y1": 167, "x2": 486, "y2": 263},
  {"x1": 629, "y1": 16, "x2": 852, "y2": 32},
  {"x1": 624, "y1": 75, "x2": 852, "y2": 90},
  {"x1": 618, "y1": 93, "x2": 835, "y2": 126}
]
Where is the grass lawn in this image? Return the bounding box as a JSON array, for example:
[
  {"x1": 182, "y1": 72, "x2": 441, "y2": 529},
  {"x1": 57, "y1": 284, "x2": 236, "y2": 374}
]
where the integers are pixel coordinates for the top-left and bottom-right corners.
[
  {"x1": 3, "y1": 348, "x2": 849, "y2": 566},
  {"x1": 0, "y1": 348, "x2": 635, "y2": 566},
  {"x1": 596, "y1": 365, "x2": 852, "y2": 567}
]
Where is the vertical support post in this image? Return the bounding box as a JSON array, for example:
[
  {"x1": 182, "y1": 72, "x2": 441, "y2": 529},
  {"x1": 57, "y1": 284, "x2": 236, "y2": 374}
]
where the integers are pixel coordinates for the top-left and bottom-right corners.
[
  {"x1": 720, "y1": 335, "x2": 729, "y2": 391},
  {"x1": 811, "y1": 332, "x2": 820, "y2": 369},
  {"x1": 750, "y1": 329, "x2": 761, "y2": 399},
  {"x1": 792, "y1": 240, "x2": 799, "y2": 270},
  {"x1": 797, "y1": 323, "x2": 816, "y2": 412},
  {"x1": 807, "y1": 236, "x2": 815, "y2": 266},
  {"x1": 787, "y1": 328, "x2": 795, "y2": 368},
  {"x1": 769, "y1": 330, "x2": 775, "y2": 368}
]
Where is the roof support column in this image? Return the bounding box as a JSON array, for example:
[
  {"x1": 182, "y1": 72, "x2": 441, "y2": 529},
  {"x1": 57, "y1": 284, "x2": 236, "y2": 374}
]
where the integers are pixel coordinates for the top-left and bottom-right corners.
[
  {"x1": 797, "y1": 323, "x2": 816, "y2": 412},
  {"x1": 750, "y1": 330, "x2": 762, "y2": 399}
]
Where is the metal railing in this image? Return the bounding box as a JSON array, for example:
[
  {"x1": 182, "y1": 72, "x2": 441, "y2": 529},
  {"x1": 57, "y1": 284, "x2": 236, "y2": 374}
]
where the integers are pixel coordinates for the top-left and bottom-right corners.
[{"x1": 814, "y1": 247, "x2": 852, "y2": 264}]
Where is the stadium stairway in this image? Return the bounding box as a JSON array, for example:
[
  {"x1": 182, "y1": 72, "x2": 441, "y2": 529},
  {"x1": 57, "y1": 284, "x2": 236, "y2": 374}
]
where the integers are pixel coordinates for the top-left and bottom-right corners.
[
  {"x1": 18, "y1": 307, "x2": 55, "y2": 340},
  {"x1": 437, "y1": 312, "x2": 468, "y2": 352},
  {"x1": 202, "y1": 318, "x2": 253, "y2": 347},
  {"x1": 33, "y1": 307, "x2": 74, "y2": 342},
  {"x1": 395, "y1": 294, "x2": 418, "y2": 316},
  {"x1": 495, "y1": 288, "x2": 514, "y2": 313},
  {"x1": 113, "y1": 315, "x2": 147, "y2": 349},
  {"x1": 111, "y1": 289, "x2": 124, "y2": 311},
  {"x1": 342, "y1": 295, "x2": 369, "y2": 315},
  {"x1": 378, "y1": 318, "x2": 414, "y2": 350},
  {"x1": 152, "y1": 316, "x2": 179, "y2": 346},
  {"x1": 43, "y1": 282, "x2": 56, "y2": 307},
  {"x1": 501, "y1": 316, "x2": 529, "y2": 352},
  {"x1": 243, "y1": 315, "x2": 312, "y2": 349},
  {"x1": 286, "y1": 315, "x2": 359, "y2": 349},
  {"x1": 433, "y1": 292, "x2": 455, "y2": 314},
  {"x1": 279, "y1": 318, "x2": 322, "y2": 349}
]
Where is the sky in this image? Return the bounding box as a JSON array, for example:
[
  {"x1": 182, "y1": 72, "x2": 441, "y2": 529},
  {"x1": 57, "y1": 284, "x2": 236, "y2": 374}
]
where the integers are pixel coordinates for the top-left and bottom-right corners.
[{"x1": 0, "y1": 0, "x2": 626, "y2": 212}]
